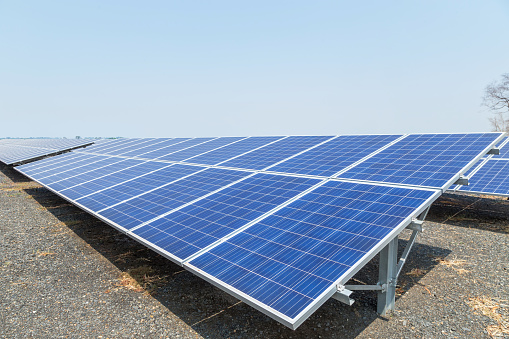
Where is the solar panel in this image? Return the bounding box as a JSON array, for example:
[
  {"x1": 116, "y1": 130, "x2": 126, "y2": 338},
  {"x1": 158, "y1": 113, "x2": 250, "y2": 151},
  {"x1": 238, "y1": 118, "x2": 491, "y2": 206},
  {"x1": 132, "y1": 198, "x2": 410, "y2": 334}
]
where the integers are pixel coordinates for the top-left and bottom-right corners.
[
  {"x1": 456, "y1": 159, "x2": 509, "y2": 196},
  {"x1": 187, "y1": 180, "x2": 439, "y2": 326},
  {"x1": 13, "y1": 132, "x2": 504, "y2": 330},
  {"x1": 98, "y1": 167, "x2": 252, "y2": 230},
  {"x1": 269, "y1": 134, "x2": 402, "y2": 177},
  {"x1": 337, "y1": 133, "x2": 501, "y2": 189},
  {"x1": 219, "y1": 136, "x2": 334, "y2": 170},
  {"x1": 184, "y1": 136, "x2": 283, "y2": 165},
  {"x1": 0, "y1": 138, "x2": 94, "y2": 165},
  {"x1": 449, "y1": 135, "x2": 509, "y2": 196},
  {"x1": 156, "y1": 137, "x2": 246, "y2": 162},
  {"x1": 132, "y1": 173, "x2": 321, "y2": 262}
]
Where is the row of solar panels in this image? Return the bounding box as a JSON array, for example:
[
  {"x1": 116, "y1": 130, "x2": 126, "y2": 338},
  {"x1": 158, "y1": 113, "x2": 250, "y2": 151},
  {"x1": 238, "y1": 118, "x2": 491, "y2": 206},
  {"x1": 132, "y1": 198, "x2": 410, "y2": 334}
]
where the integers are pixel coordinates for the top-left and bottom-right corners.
[
  {"x1": 5, "y1": 133, "x2": 503, "y2": 329},
  {"x1": 451, "y1": 136, "x2": 509, "y2": 196},
  {"x1": 0, "y1": 138, "x2": 93, "y2": 165}
]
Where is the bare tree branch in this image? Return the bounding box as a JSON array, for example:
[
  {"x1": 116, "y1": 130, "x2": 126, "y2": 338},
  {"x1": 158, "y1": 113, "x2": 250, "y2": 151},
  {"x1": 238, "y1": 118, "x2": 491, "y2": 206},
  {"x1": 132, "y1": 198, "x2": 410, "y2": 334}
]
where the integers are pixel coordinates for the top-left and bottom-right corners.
[{"x1": 483, "y1": 73, "x2": 509, "y2": 132}]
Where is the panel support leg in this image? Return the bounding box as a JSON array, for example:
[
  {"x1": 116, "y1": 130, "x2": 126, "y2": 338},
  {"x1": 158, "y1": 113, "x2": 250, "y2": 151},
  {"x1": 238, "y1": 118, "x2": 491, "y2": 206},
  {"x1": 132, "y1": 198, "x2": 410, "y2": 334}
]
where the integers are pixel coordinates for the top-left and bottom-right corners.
[{"x1": 377, "y1": 236, "x2": 398, "y2": 315}]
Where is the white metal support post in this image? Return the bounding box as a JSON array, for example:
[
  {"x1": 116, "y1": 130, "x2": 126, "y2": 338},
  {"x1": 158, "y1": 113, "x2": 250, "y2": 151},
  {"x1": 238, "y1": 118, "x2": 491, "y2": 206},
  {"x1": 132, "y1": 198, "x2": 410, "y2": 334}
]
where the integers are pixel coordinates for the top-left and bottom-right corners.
[{"x1": 376, "y1": 236, "x2": 398, "y2": 315}]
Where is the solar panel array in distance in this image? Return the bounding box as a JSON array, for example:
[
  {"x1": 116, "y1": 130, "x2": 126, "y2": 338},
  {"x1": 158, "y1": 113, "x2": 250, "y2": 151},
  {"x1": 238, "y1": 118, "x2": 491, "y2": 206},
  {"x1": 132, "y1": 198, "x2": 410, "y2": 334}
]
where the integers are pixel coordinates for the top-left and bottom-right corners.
[
  {"x1": 0, "y1": 138, "x2": 94, "y2": 165},
  {"x1": 13, "y1": 132, "x2": 504, "y2": 329}
]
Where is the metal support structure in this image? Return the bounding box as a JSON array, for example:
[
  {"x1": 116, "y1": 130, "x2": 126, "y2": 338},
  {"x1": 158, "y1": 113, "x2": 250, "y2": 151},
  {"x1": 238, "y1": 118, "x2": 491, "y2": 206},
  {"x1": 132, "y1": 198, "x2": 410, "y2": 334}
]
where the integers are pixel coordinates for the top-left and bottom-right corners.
[
  {"x1": 331, "y1": 287, "x2": 355, "y2": 306},
  {"x1": 454, "y1": 176, "x2": 469, "y2": 186},
  {"x1": 377, "y1": 236, "x2": 398, "y2": 315},
  {"x1": 487, "y1": 147, "x2": 500, "y2": 155}
]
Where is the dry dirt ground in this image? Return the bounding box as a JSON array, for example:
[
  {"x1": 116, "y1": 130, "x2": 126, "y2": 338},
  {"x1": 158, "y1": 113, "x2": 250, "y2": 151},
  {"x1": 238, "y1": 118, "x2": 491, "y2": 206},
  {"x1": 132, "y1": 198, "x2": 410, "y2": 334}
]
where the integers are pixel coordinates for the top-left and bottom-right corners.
[{"x1": 1, "y1": 163, "x2": 508, "y2": 338}]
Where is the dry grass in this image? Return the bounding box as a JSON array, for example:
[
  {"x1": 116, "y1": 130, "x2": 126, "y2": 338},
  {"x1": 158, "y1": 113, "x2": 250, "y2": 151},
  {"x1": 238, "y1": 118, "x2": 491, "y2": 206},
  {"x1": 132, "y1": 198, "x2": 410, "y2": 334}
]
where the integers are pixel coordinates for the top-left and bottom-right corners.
[
  {"x1": 117, "y1": 265, "x2": 167, "y2": 295},
  {"x1": 435, "y1": 257, "x2": 470, "y2": 274},
  {"x1": 1, "y1": 181, "x2": 41, "y2": 191},
  {"x1": 467, "y1": 296, "x2": 509, "y2": 338},
  {"x1": 37, "y1": 251, "x2": 56, "y2": 257},
  {"x1": 406, "y1": 268, "x2": 427, "y2": 277}
]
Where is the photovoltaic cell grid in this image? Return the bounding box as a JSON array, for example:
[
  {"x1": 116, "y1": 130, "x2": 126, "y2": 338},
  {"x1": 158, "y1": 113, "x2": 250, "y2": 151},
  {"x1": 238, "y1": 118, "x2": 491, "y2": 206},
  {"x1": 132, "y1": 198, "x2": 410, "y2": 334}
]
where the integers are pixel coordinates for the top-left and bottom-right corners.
[
  {"x1": 187, "y1": 180, "x2": 438, "y2": 322},
  {"x1": 0, "y1": 139, "x2": 94, "y2": 165},
  {"x1": 269, "y1": 134, "x2": 401, "y2": 177},
  {"x1": 219, "y1": 136, "x2": 334, "y2": 170},
  {"x1": 98, "y1": 167, "x2": 252, "y2": 231},
  {"x1": 452, "y1": 135, "x2": 509, "y2": 196},
  {"x1": 337, "y1": 133, "x2": 501, "y2": 189},
  {"x1": 133, "y1": 174, "x2": 320, "y2": 262},
  {"x1": 456, "y1": 159, "x2": 509, "y2": 196},
  {"x1": 12, "y1": 132, "x2": 504, "y2": 329}
]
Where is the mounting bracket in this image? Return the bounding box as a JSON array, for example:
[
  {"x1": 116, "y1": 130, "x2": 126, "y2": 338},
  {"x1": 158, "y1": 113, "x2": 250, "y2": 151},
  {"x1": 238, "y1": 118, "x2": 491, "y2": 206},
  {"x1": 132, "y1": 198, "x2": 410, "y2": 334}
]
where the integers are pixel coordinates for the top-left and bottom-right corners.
[
  {"x1": 454, "y1": 176, "x2": 469, "y2": 186},
  {"x1": 332, "y1": 206, "x2": 431, "y2": 315},
  {"x1": 487, "y1": 147, "x2": 500, "y2": 155}
]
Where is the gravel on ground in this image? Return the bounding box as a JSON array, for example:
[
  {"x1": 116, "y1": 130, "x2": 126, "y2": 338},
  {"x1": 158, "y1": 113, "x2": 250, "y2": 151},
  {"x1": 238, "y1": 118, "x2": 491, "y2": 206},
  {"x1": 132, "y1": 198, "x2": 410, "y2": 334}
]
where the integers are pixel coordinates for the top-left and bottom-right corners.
[{"x1": 1, "y1": 163, "x2": 508, "y2": 338}]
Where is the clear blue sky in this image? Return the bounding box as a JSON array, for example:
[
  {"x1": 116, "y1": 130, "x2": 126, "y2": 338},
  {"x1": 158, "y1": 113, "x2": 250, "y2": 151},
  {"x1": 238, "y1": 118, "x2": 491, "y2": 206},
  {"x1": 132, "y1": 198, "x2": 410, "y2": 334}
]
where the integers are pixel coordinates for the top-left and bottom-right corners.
[{"x1": 1, "y1": 1, "x2": 508, "y2": 138}]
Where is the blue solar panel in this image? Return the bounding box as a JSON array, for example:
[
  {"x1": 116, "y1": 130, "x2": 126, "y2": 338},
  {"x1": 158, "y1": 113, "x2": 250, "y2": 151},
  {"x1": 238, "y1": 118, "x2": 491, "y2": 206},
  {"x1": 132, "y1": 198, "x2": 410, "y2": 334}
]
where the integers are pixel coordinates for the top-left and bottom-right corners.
[
  {"x1": 0, "y1": 139, "x2": 94, "y2": 165},
  {"x1": 187, "y1": 180, "x2": 437, "y2": 321},
  {"x1": 37, "y1": 156, "x2": 123, "y2": 185},
  {"x1": 270, "y1": 134, "x2": 401, "y2": 177},
  {"x1": 338, "y1": 133, "x2": 502, "y2": 188},
  {"x1": 78, "y1": 139, "x2": 130, "y2": 153},
  {"x1": 459, "y1": 159, "x2": 509, "y2": 195},
  {"x1": 132, "y1": 173, "x2": 320, "y2": 262},
  {"x1": 16, "y1": 152, "x2": 90, "y2": 175},
  {"x1": 79, "y1": 138, "x2": 144, "y2": 155},
  {"x1": 60, "y1": 161, "x2": 171, "y2": 200},
  {"x1": 102, "y1": 139, "x2": 160, "y2": 155},
  {"x1": 120, "y1": 138, "x2": 188, "y2": 158},
  {"x1": 47, "y1": 159, "x2": 146, "y2": 192},
  {"x1": 75, "y1": 164, "x2": 205, "y2": 212},
  {"x1": 157, "y1": 137, "x2": 245, "y2": 162},
  {"x1": 23, "y1": 154, "x2": 105, "y2": 178},
  {"x1": 186, "y1": 136, "x2": 283, "y2": 165},
  {"x1": 219, "y1": 136, "x2": 334, "y2": 170},
  {"x1": 97, "y1": 167, "x2": 251, "y2": 230},
  {"x1": 133, "y1": 138, "x2": 214, "y2": 160}
]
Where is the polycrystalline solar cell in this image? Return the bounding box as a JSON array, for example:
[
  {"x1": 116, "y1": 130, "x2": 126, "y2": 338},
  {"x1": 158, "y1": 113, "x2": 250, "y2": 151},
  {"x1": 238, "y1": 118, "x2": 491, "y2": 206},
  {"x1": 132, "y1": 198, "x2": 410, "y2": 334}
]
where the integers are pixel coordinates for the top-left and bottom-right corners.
[
  {"x1": 187, "y1": 180, "x2": 437, "y2": 321},
  {"x1": 37, "y1": 156, "x2": 122, "y2": 185},
  {"x1": 219, "y1": 136, "x2": 334, "y2": 170},
  {"x1": 186, "y1": 136, "x2": 283, "y2": 165},
  {"x1": 22, "y1": 154, "x2": 103, "y2": 178},
  {"x1": 98, "y1": 167, "x2": 251, "y2": 230},
  {"x1": 79, "y1": 138, "x2": 143, "y2": 154},
  {"x1": 0, "y1": 138, "x2": 94, "y2": 165},
  {"x1": 76, "y1": 164, "x2": 204, "y2": 212},
  {"x1": 61, "y1": 161, "x2": 171, "y2": 200},
  {"x1": 135, "y1": 138, "x2": 214, "y2": 160},
  {"x1": 0, "y1": 146, "x2": 49, "y2": 164},
  {"x1": 338, "y1": 133, "x2": 502, "y2": 188},
  {"x1": 156, "y1": 137, "x2": 245, "y2": 162},
  {"x1": 459, "y1": 159, "x2": 509, "y2": 195},
  {"x1": 270, "y1": 134, "x2": 401, "y2": 177},
  {"x1": 132, "y1": 173, "x2": 320, "y2": 262},
  {"x1": 16, "y1": 152, "x2": 88, "y2": 174},
  {"x1": 47, "y1": 158, "x2": 146, "y2": 192},
  {"x1": 78, "y1": 138, "x2": 129, "y2": 153},
  {"x1": 120, "y1": 138, "x2": 188, "y2": 158},
  {"x1": 92, "y1": 138, "x2": 155, "y2": 155},
  {"x1": 105, "y1": 138, "x2": 160, "y2": 155}
]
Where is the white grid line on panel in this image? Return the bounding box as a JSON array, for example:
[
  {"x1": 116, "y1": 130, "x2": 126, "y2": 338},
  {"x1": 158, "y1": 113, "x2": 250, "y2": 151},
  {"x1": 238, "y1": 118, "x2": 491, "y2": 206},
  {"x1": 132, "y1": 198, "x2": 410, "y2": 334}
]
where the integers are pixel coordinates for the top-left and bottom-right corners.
[{"x1": 127, "y1": 171, "x2": 260, "y2": 232}]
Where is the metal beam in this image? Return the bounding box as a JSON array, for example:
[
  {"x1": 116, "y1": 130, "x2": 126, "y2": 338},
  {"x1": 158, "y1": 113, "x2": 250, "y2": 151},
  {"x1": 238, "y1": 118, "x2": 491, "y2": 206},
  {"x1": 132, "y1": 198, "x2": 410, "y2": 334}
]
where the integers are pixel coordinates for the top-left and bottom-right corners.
[{"x1": 377, "y1": 237, "x2": 398, "y2": 315}]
